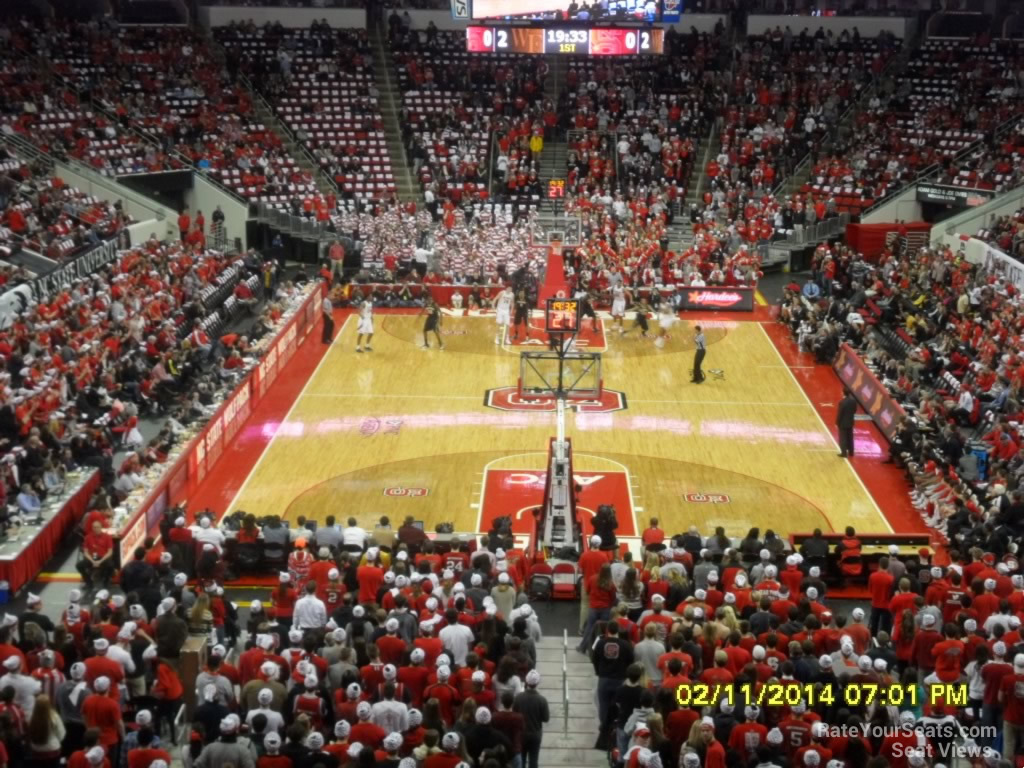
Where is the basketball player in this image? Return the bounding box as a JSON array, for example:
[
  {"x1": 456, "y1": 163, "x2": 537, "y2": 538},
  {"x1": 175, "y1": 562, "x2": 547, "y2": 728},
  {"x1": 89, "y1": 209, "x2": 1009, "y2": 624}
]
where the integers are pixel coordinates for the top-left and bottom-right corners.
[
  {"x1": 356, "y1": 297, "x2": 374, "y2": 352},
  {"x1": 610, "y1": 282, "x2": 627, "y2": 335},
  {"x1": 511, "y1": 288, "x2": 529, "y2": 342},
  {"x1": 654, "y1": 296, "x2": 676, "y2": 349},
  {"x1": 495, "y1": 285, "x2": 513, "y2": 345},
  {"x1": 624, "y1": 296, "x2": 651, "y2": 337},
  {"x1": 574, "y1": 287, "x2": 599, "y2": 333},
  {"x1": 421, "y1": 297, "x2": 444, "y2": 350}
]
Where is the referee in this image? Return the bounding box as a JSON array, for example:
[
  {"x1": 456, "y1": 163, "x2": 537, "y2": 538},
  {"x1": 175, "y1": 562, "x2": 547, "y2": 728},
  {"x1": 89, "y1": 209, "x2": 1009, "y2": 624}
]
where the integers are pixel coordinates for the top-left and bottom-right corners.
[
  {"x1": 322, "y1": 292, "x2": 334, "y2": 344},
  {"x1": 692, "y1": 325, "x2": 706, "y2": 383}
]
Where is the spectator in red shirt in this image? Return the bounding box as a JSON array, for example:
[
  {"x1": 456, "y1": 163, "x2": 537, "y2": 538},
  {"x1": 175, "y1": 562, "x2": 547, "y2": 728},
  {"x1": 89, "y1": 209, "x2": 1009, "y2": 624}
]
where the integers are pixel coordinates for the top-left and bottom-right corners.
[
  {"x1": 868, "y1": 557, "x2": 895, "y2": 635},
  {"x1": 76, "y1": 521, "x2": 114, "y2": 590}
]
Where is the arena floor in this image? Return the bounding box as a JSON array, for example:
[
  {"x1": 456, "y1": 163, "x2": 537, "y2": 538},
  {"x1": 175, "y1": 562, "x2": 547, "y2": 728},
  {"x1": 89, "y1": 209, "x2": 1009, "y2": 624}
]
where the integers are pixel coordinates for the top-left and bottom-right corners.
[{"x1": 197, "y1": 307, "x2": 914, "y2": 547}]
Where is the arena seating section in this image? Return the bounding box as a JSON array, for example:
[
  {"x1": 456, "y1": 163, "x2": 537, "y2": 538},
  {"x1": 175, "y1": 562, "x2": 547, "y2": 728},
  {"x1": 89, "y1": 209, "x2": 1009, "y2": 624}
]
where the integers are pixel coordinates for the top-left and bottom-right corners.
[
  {"x1": 804, "y1": 37, "x2": 1024, "y2": 215},
  {"x1": 216, "y1": 24, "x2": 397, "y2": 205},
  {"x1": 390, "y1": 29, "x2": 545, "y2": 211}
]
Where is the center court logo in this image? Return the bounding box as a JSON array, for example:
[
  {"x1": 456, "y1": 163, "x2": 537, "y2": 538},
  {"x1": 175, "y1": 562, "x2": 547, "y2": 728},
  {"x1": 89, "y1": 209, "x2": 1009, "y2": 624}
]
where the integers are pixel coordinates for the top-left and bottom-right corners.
[{"x1": 484, "y1": 386, "x2": 627, "y2": 413}]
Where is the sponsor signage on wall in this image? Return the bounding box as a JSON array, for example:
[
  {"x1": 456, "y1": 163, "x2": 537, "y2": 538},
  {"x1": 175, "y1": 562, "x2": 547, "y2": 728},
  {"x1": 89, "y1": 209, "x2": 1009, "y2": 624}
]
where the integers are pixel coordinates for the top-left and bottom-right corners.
[
  {"x1": 678, "y1": 287, "x2": 754, "y2": 312},
  {"x1": 834, "y1": 343, "x2": 906, "y2": 440}
]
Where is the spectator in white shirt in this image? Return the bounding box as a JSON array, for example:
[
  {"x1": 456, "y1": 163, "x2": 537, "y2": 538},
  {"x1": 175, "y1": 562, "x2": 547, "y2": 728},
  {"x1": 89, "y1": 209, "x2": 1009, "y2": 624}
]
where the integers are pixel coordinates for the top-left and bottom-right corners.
[
  {"x1": 370, "y1": 676, "x2": 409, "y2": 733},
  {"x1": 293, "y1": 582, "x2": 328, "y2": 630},
  {"x1": 342, "y1": 518, "x2": 368, "y2": 550},
  {"x1": 439, "y1": 609, "x2": 475, "y2": 667},
  {"x1": 192, "y1": 517, "x2": 226, "y2": 553}
]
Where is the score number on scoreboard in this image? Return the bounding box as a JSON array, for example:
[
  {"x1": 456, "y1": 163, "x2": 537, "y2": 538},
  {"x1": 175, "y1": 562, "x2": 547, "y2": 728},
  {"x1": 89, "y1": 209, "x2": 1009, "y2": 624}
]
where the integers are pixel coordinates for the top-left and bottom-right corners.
[
  {"x1": 466, "y1": 26, "x2": 664, "y2": 56},
  {"x1": 546, "y1": 298, "x2": 581, "y2": 333}
]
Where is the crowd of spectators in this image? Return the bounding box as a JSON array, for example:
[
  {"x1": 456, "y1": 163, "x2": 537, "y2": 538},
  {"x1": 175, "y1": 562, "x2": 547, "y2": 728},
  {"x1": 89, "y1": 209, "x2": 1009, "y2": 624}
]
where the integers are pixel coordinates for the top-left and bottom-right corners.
[
  {"x1": 390, "y1": 28, "x2": 548, "y2": 209},
  {"x1": 802, "y1": 35, "x2": 1024, "y2": 216},
  {"x1": 3, "y1": 516, "x2": 556, "y2": 768},
  {"x1": 0, "y1": 155, "x2": 134, "y2": 262},
  {"x1": 574, "y1": 516, "x2": 1024, "y2": 768},
  {"x1": 333, "y1": 199, "x2": 548, "y2": 285},
  {"x1": 0, "y1": 219, "x2": 306, "y2": 557}
]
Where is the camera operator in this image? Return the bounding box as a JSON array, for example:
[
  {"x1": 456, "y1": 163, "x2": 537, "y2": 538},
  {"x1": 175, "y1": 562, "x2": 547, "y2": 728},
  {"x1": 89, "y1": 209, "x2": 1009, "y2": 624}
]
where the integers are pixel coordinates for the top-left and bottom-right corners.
[{"x1": 592, "y1": 504, "x2": 618, "y2": 550}]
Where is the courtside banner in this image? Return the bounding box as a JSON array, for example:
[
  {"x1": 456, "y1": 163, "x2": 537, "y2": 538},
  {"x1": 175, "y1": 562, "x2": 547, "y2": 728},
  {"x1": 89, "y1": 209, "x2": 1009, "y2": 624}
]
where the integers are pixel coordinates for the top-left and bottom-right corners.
[
  {"x1": 678, "y1": 286, "x2": 754, "y2": 312},
  {"x1": 833, "y1": 343, "x2": 906, "y2": 440}
]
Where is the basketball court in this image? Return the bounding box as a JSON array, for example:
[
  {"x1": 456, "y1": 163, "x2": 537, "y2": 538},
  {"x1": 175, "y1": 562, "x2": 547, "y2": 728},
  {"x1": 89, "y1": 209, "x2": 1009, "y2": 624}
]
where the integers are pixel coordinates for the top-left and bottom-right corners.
[{"x1": 212, "y1": 308, "x2": 902, "y2": 550}]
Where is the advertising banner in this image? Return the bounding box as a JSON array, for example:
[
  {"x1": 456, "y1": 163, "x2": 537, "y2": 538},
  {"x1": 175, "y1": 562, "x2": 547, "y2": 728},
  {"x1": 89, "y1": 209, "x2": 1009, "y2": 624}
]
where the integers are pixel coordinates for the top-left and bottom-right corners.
[
  {"x1": 833, "y1": 343, "x2": 906, "y2": 440},
  {"x1": 678, "y1": 286, "x2": 755, "y2": 312},
  {"x1": 916, "y1": 184, "x2": 994, "y2": 209}
]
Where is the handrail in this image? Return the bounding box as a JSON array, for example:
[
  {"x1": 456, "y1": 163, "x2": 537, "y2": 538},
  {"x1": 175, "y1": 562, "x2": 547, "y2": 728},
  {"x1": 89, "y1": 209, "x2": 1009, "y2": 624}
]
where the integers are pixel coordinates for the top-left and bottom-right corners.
[
  {"x1": 859, "y1": 112, "x2": 1024, "y2": 218},
  {"x1": 41, "y1": 52, "x2": 251, "y2": 207},
  {"x1": 562, "y1": 628, "x2": 569, "y2": 737},
  {"x1": 236, "y1": 71, "x2": 341, "y2": 197},
  {"x1": 693, "y1": 117, "x2": 719, "y2": 206}
]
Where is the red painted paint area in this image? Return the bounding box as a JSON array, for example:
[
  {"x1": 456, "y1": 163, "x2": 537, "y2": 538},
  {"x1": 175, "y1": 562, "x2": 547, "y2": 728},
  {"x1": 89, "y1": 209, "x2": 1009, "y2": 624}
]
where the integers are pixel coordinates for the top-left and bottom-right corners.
[
  {"x1": 480, "y1": 469, "x2": 636, "y2": 536},
  {"x1": 505, "y1": 315, "x2": 607, "y2": 350},
  {"x1": 183, "y1": 310, "x2": 349, "y2": 517},
  {"x1": 759, "y1": 321, "x2": 935, "y2": 542}
]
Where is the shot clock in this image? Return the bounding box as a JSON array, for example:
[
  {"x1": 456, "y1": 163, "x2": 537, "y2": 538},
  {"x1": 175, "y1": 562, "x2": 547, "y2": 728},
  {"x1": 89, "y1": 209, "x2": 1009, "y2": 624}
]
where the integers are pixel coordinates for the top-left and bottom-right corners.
[
  {"x1": 546, "y1": 298, "x2": 581, "y2": 333},
  {"x1": 466, "y1": 26, "x2": 664, "y2": 56}
]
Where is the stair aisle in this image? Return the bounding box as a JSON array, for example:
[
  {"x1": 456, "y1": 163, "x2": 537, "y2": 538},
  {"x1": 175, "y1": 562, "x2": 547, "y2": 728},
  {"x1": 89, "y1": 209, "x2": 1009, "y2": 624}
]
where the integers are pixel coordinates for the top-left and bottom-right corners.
[
  {"x1": 533, "y1": 634, "x2": 606, "y2": 768},
  {"x1": 368, "y1": 19, "x2": 420, "y2": 203}
]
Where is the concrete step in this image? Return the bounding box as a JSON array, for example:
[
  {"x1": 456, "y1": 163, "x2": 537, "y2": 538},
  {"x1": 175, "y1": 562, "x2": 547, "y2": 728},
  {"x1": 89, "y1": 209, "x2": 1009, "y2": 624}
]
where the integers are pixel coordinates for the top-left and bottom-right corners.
[
  {"x1": 537, "y1": 634, "x2": 572, "y2": 649},
  {"x1": 547, "y1": 716, "x2": 601, "y2": 735},
  {"x1": 535, "y1": 660, "x2": 593, "y2": 677},
  {"x1": 536, "y1": 747, "x2": 607, "y2": 767}
]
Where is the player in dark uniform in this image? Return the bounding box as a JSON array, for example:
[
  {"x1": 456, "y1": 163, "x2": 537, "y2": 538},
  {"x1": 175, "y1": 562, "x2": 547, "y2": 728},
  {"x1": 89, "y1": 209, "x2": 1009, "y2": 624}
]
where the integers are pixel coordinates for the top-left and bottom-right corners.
[
  {"x1": 623, "y1": 296, "x2": 652, "y2": 337},
  {"x1": 575, "y1": 290, "x2": 599, "y2": 332},
  {"x1": 512, "y1": 289, "x2": 530, "y2": 341},
  {"x1": 420, "y1": 297, "x2": 444, "y2": 350}
]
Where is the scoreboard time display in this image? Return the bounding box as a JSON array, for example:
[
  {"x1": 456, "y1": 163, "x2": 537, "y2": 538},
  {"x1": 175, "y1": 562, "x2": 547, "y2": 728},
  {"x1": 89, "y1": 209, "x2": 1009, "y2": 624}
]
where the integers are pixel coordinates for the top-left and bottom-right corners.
[
  {"x1": 466, "y1": 26, "x2": 664, "y2": 55},
  {"x1": 546, "y1": 298, "x2": 581, "y2": 333}
]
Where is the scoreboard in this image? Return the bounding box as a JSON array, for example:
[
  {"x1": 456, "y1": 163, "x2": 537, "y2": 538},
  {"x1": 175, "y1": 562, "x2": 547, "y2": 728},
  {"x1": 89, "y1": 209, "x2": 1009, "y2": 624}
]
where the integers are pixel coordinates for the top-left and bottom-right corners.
[
  {"x1": 466, "y1": 26, "x2": 664, "y2": 56},
  {"x1": 546, "y1": 298, "x2": 581, "y2": 333}
]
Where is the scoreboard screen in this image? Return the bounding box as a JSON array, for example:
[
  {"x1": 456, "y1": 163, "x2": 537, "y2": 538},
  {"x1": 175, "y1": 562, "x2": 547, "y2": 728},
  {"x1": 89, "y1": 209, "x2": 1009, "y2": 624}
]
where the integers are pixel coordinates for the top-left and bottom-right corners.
[
  {"x1": 546, "y1": 298, "x2": 580, "y2": 333},
  {"x1": 466, "y1": 26, "x2": 664, "y2": 56}
]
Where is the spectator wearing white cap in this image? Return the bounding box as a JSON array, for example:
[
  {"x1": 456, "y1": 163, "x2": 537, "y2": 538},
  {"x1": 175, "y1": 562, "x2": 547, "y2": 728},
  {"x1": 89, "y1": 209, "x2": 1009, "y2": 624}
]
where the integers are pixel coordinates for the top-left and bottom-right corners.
[
  {"x1": 18, "y1": 592, "x2": 54, "y2": 642},
  {"x1": 245, "y1": 687, "x2": 285, "y2": 734},
  {"x1": 192, "y1": 516, "x2": 226, "y2": 555},
  {"x1": 371, "y1": 680, "x2": 409, "y2": 734},
  {"x1": 465, "y1": 706, "x2": 512, "y2": 766},
  {"x1": 193, "y1": 714, "x2": 255, "y2": 768},
  {"x1": 121, "y1": 710, "x2": 167, "y2": 768},
  {"x1": 490, "y1": 571, "x2": 517, "y2": 619},
  {"x1": 81, "y1": 676, "x2": 123, "y2": 758},
  {"x1": 578, "y1": 536, "x2": 610, "y2": 633},
  {"x1": 196, "y1": 683, "x2": 232, "y2": 745},
  {"x1": 0, "y1": 652, "x2": 39, "y2": 717}
]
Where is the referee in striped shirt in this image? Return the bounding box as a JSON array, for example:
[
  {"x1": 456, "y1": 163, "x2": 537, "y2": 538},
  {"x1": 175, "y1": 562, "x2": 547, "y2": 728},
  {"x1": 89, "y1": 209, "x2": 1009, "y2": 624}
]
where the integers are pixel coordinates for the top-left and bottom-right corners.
[{"x1": 692, "y1": 325, "x2": 706, "y2": 383}]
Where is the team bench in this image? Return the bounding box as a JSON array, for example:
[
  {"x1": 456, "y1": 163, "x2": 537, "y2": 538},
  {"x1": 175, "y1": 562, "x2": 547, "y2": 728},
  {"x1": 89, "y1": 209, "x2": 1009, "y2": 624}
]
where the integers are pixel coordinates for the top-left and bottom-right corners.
[{"x1": 788, "y1": 532, "x2": 934, "y2": 583}]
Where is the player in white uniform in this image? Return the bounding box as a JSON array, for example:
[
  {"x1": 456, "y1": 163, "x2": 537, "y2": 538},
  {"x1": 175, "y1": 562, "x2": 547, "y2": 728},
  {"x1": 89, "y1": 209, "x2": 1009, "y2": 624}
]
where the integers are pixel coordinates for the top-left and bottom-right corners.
[
  {"x1": 654, "y1": 295, "x2": 676, "y2": 349},
  {"x1": 356, "y1": 299, "x2": 374, "y2": 353},
  {"x1": 610, "y1": 284, "x2": 627, "y2": 335},
  {"x1": 495, "y1": 286, "x2": 513, "y2": 344}
]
